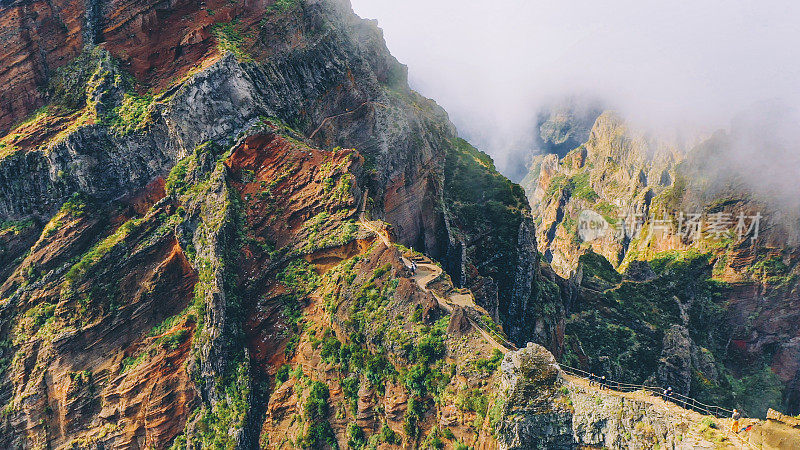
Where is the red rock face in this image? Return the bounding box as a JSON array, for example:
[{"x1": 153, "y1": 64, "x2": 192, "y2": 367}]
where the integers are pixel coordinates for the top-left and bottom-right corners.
[
  {"x1": 224, "y1": 130, "x2": 364, "y2": 374},
  {"x1": 0, "y1": 0, "x2": 273, "y2": 133},
  {"x1": 0, "y1": 191, "x2": 200, "y2": 446},
  {"x1": 100, "y1": 0, "x2": 268, "y2": 91},
  {"x1": 0, "y1": 0, "x2": 85, "y2": 132}
]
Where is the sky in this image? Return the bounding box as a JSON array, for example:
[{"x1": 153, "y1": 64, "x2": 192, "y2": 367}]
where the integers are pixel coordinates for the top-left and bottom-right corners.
[{"x1": 349, "y1": 0, "x2": 800, "y2": 179}]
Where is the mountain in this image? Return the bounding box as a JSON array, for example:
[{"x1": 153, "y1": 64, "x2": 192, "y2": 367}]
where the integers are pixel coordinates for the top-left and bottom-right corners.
[
  {"x1": 0, "y1": 0, "x2": 567, "y2": 446},
  {"x1": 1, "y1": 0, "x2": 799, "y2": 448},
  {"x1": 520, "y1": 107, "x2": 800, "y2": 417},
  {"x1": 532, "y1": 97, "x2": 604, "y2": 160}
]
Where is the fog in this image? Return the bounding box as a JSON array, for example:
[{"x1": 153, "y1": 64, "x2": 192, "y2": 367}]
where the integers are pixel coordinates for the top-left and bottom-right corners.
[{"x1": 350, "y1": 0, "x2": 800, "y2": 183}]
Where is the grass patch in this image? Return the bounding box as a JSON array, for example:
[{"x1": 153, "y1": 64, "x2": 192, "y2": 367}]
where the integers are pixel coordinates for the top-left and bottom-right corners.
[
  {"x1": 105, "y1": 93, "x2": 154, "y2": 135},
  {"x1": 212, "y1": 21, "x2": 253, "y2": 62}
]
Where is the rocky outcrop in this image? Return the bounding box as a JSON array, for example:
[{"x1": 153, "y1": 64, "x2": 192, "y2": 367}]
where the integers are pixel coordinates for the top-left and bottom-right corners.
[
  {"x1": 569, "y1": 381, "x2": 728, "y2": 449},
  {"x1": 493, "y1": 343, "x2": 574, "y2": 450},
  {"x1": 520, "y1": 106, "x2": 800, "y2": 416},
  {"x1": 747, "y1": 409, "x2": 800, "y2": 449},
  {"x1": 494, "y1": 343, "x2": 776, "y2": 449},
  {"x1": 533, "y1": 97, "x2": 603, "y2": 159}
]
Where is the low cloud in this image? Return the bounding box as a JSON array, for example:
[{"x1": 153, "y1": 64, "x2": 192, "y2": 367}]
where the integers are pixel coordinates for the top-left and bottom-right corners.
[{"x1": 350, "y1": 0, "x2": 800, "y2": 186}]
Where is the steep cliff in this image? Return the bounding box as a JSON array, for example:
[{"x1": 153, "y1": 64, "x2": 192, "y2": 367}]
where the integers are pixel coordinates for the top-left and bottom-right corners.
[
  {"x1": 0, "y1": 0, "x2": 568, "y2": 446},
  {"x1": 520, "y1": 108, "x2": 800, "y2": 416},
  {"x1": 491, "y1": 343, "x2": 757, "y2": 450}
]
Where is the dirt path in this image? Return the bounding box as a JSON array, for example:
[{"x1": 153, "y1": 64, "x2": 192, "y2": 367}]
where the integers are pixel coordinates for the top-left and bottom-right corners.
[
  {"x1": 406, "y1": 254, "x2": 513, "y2": 353},
  {"x1": 308, "y1": 101, "x2": 388, "y2": 140},
  {"x1": 356, "y1": 220, "x2": 756, "y2": 447},
  {"x1": 564, "y1": 374, "x2": 758, "y2": 449},
  {"x1": 356, "y1": 219, "x2": 513, "y2": 353},
  {"x1": 358, "y1": 219, "x2": 391, "y2": 248}
]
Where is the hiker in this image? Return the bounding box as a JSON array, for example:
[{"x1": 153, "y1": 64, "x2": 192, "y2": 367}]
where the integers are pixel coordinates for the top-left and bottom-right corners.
[
  {"x1": 589, "y1": 373, "x2": 596, "y2": 386},
  {"x1": 731, "y1": 409, "x2": 741, "y2": 433},
  {"x1": 600, "y1": 375, "x2": 607, "y2": 390},
  {"x1": 662, "y1": 386, "x2": 673, "y2": 402}
]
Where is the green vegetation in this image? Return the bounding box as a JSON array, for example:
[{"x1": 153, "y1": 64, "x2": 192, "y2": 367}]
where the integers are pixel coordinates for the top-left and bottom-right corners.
[
  {"x1": 649, "y1": 249, "x2": 709, "y2": 275},
  {"x1": 165, "y1": 156, "x2": 191, "y2": 197},
  {"x1": 421, "y1": 427, "x2": 445, "y2": 449},
  {"x1": 564, "y1": 249, "x2": 785, "y2": 416},
  {"x1": 278, "y1": 259, "x2": 321, "y2": 297},
  {"x1": 545, "y1": 171, "x2": 598, "y2": 203},
  {"x1": 570, "y1": 172, "x2": 599, "y2": 202},
  {"x1": 65, "y1": 216, "x2": 144, "y2": 285},
  {"x1": 170, "y1": 158, "x2": 253, "y2": 448},
  {"x1": 17, "y1": 302, "x2": 57, "y2": 342},
  {"x1": 0, "y1": 219, "x2": 35, "y2": 235},
  {"x1": 340, "y1": 374, "x2": 359, "y2": 413},
  {"x1": 105, "y1": 93, "x2": 154, "y2": 135},
  {"x1": 302, "y1": 381, "x2": 337, "y2": 449},
  {"x1": 165, "y1": 142, "x2": 221, "y2": 199},
  {"x1": 455, "y1": 387, "x2": 489, "y2": 417},
  {"x1": 275, "y1": 364, "x2": 292, "y2": 385},
  {"x1": 298, "y1": 213, "x2": 358, "y2": 253},
  {"x1": 281, "y1": 298, "x2": 305, "y2": 358},
  {"x1": 579, "y1": 250, "x2": 622, "y2": 284},
  {"x1": 268, "y1": 0, "x2": 300, "y2": 14},
  {"x1": 379, "y1": 423, "x2": 401, "y2": 445},
  {"x1": 748, "y1": 254, "x2": 796, "y2": 287},
  {"x1": 212, "y1": 21, "x2": 253, "y2": 62},
  {"x1": 121, "y1": 327, "x2": 189, "y2": 374},
  {"x1": 192, "y1": 361, "x2": 251, "y2": 449},
  {"x1": 403, "y1": 395, "x2": 426, "y2": 441},
  {"x1": 346, "y1": 422, "x2": 367, "y2": 449},
  {"x1": 121, "y1": 350, "x2": 150, "y2": 373},
  {"x1": 442, "y1": 137, "x2": 530, "y2": 328},
  {"x1": 61, "y1": 193, "x2": 88, "y2": 217},
  {"x1": 48, "y1": 47, "x2": 107, "y2": 112},
  {"x1": 472, "y1": 348, "x2": 504, "y2": 372}
]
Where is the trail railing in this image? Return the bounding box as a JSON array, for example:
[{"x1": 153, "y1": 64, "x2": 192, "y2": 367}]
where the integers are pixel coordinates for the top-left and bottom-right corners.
[{"x1": 559, "y1": 364, "x2": 735, "y2": 419}]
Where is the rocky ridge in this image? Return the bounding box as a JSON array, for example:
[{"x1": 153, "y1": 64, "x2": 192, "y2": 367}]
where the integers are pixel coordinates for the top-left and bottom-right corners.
[
  {"x1": 0, "y1": 0, "x2": 569, "y2": 446},
  {"x1": 519, "y1": 108, "x2": 800, "y2": 417}
]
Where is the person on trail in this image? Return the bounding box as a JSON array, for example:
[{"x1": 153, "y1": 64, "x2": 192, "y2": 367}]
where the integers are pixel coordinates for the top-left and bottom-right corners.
[
  {"x1": 662, "y1": 386, "x2": 673, "y2": 402},
  {"x1": 589, "y1": 373, "x2": 596, "y2": 386},
  {"x1": 731, "y1": 409, "x2": 741, "y2": 433},
  {"x1": 600, "y1": 375, "x2": 607, "y2": 390}
]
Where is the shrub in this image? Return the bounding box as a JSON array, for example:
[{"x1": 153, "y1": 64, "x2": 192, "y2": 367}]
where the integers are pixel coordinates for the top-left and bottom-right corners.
[
  {"x1": 275, "y1": 364, "x2": 291, "y2": 385},
  {"x1": 379, "y1": 423, "x2": 401, "y2": 445},
  {"x1": 302, "y1": 381, "x2": 336, "y2": 449},
  {"x1": 278, "y1": 259, "x2": 320, "y2": 296},
  {"x1": 455, "y1": 388, "x2": 489, "y2": 417},
  {"x1": 165, "y1": 157, "x2": 190, "y2": 196},
  {"x1": 346, "y1": 423, "x2": 366, "y2": 449},
  {"x1": 372, "y1": 263, "x2": 392, "y2": 279},
  {"x1": 268, "y1": 0, "x2": 299, "y2": 14},
  {"x1": 414, "y1": 332, "x2": 445, "y2": 365},
  {"x1": 341, "y1": 375, "x2": 359, "y2": 412},
  {"x1": 473, "y1": 349, "x2": 503, "y2": 372},
  {"x1": 403, "y1": 396, "x2": 425, "y2": 440},
  {"x1": 106, "y1": 93, "x2": 154, "y2": 135},
  {"x1": 700, "y1": 417, "x2": 717, "y2": 430},
  {"x1": 158, "y1": 329, "x2": 188, "y2": 350},
  {"x1": 319, "y1": 330, "x2": 342, "y2": 364},
  {"x1": 211, "y1": 21, "x2": 252, "y2": 62}
]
